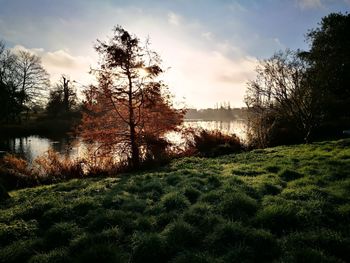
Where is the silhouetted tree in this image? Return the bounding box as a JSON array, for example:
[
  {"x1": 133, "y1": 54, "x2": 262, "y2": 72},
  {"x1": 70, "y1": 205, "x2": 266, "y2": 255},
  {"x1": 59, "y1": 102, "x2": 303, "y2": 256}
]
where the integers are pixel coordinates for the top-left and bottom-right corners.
[
  {"x1": 301, "y1": 12, "x2": 350, "y2": 135},
  {"x1": 0, "y1": 42, "x2": 50, "y2": 122},
  {"x1": 46, "y1": 75, "x2": 77, "y2": 116},
  {"x1": 15, "y1": 50, "x2": 50, "y2": 110},
  {"x1": 79, "y1": 26, "x2": 184, "y2": 168},
  {"x1": 245, "y1": 50, "x2": 316, "y2": 147},
  {"x1": 0, "y1": 41, "x2": 22, "y2": 123}
]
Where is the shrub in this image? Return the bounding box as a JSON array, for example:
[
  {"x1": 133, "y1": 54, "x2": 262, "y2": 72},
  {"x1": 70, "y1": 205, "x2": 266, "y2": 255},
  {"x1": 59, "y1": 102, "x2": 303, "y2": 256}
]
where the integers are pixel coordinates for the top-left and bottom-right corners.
[
  {"x1": 1, "y1": 154, "x2": 29, "y2": 174},
  {"x1": 185, "y1": 129, "x2": 243, "y2": 157},
  {"x1": 0, "y1": 151, "x2": 85, "y2": 189},
  {"x1": 34, "y1": 150, "x2": 84, "y2": 180},
  {"x1": 0, "y1": 154, "x2": 39, "y2": 189}
]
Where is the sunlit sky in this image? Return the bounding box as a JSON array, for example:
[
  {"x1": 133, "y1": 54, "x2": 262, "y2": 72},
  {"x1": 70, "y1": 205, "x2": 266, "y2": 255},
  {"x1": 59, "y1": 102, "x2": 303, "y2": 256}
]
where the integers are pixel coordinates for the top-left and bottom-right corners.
[{"x1": 0, "y1": 0, "x2": 349, "y2": 108}]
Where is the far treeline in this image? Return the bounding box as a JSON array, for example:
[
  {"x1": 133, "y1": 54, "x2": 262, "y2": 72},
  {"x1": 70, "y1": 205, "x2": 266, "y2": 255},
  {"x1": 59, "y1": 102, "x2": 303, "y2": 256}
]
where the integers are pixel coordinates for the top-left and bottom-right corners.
[
  {"x1": 185, "y1": 106, "x2": 247, "y2": 121},
  {"x1": 246, "y1": 12, "x2": 350, "y2": 147}
]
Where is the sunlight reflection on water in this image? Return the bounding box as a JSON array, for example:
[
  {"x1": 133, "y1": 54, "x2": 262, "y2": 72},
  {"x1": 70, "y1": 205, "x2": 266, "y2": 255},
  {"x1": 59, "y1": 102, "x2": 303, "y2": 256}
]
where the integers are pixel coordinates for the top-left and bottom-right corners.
[{"x1": 0, "y1": 120, "x2": 246, "y2": 162}]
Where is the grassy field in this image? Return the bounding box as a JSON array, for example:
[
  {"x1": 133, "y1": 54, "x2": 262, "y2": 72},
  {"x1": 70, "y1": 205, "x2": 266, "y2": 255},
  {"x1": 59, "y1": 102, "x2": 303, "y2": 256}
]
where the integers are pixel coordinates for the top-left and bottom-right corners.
[{"x1": 1, "y1": 140, "x2": 350, "y2": 263}]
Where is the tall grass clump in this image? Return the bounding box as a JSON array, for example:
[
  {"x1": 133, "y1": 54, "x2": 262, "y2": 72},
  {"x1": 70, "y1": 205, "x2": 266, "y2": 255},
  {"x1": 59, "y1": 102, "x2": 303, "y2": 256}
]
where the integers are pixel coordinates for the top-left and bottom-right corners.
[
  {"x1": 161, "y1": 192, "x2": 190, "y2": 212},
  {"x1": 219, "y1": 191, "x2": 258, "y2": 220}
]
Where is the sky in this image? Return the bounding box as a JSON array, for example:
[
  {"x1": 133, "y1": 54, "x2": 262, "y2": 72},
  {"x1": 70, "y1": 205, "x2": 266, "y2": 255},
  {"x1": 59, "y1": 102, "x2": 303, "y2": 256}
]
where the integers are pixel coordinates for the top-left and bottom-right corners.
[{"x1": 0, "y1": 0, "x2": 349, "y2": 108}]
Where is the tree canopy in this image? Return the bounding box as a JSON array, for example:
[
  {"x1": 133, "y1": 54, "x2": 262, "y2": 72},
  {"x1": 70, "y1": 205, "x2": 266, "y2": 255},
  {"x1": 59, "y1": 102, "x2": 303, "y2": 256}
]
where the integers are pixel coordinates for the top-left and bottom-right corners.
[
  {"x1": 245, "y1": 12, "x2": 350, "y2": 147},
  {"x1": 302, "y1": 12, "x2": 350, "y2": 133},
  {"x1": 79, "y1": 26, "x2": 185, "y2": 168}
]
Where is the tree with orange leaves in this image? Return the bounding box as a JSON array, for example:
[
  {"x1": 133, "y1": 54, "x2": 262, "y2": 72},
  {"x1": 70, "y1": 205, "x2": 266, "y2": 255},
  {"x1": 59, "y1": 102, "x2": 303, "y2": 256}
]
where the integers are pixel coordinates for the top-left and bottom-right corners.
[{"x1": 79, "y1": 26, "x2": 185, "y2": 168}]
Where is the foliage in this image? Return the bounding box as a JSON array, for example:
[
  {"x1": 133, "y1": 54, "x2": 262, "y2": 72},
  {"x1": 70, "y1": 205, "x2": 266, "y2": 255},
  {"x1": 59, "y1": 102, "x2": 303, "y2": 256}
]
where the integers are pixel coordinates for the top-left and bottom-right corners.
[
  {"x1": 301, "y1": 12, "x2": 350, "y2": 136},
  {"x1": 0, "y1": 139, "x2": 349, "y2": 262},
  {"x1": 245, "y1": 13, "x2": 350, "y2": 147},
  {"x1": 79, "y1": 26, "x2": 185, "y2": 168},
  {"x1": 46, "y1": 76, "x2": 77, "y2": 117},
  {"x1": 185, "y1": 129, "x2": 243, "y2": 157},
  {"x1": 0, "y1": 152, "x2": 85, "y2": 189}
]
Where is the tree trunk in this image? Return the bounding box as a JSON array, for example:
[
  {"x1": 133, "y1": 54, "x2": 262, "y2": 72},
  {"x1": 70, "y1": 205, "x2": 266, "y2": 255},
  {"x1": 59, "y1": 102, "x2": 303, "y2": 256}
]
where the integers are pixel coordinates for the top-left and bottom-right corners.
[
  {"x1": 127, "y1": 72, "x2": 140, "y2": 168},
  {"x1": 130, "y1": 122, "x2": 140, "y2": 168},
  {"x1": 63, "y1": 77, "x2": 70, "y2": 112}
]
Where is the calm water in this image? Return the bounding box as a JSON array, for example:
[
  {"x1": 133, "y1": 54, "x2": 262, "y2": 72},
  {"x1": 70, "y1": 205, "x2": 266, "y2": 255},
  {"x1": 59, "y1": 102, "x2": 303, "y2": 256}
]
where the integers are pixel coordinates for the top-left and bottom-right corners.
[{"x1": 0, "y1": 120, "x2": 246, "y2": 162}]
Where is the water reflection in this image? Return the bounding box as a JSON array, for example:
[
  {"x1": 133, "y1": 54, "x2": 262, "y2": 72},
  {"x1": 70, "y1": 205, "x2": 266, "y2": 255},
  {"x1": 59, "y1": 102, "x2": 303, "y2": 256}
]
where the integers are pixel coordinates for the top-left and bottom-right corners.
[
  {"x1": 0, "y1": 135, "x2": 82, "y2": 162},
  {"x1": 184, "y1": 120, "x2": 246, "y2": 140},
  {"x1": 0, "y1": 120, "x2": 246, "y2": 162}
]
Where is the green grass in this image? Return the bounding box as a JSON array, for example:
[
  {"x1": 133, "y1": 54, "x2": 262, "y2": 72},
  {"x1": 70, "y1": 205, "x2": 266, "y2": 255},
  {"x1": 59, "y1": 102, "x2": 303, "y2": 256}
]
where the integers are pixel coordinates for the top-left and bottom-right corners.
[{"x1": 1, "y1": 139, "x2": 350, "y2": 262}]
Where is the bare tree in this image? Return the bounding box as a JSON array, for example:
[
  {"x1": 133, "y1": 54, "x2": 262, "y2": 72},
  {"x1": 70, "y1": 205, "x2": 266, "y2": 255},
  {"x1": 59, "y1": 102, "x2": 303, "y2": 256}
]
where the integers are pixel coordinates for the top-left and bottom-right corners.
[
  {"x1": 46, "y1": 75, "x2": 77, "y2": 116},
  {"x1": 14, "y1": 50, "x2": 50, "y2": 109},
  {"x1": 0, "y1": 42, "x2": 17, "y2": 87},
  {"x1": 245, "y1": 50, "x2": 317, "y2": 147}
]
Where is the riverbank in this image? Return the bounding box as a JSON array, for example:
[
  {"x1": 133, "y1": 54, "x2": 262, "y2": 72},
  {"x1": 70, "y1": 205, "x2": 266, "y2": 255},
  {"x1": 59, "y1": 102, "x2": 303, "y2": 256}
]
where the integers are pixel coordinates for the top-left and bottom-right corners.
[
  {"x1": 0, "y1": 112, "x2": 80, "y2": 138},
  {"x1": 1, "y1": 139, "x2": 350, "y2": 262}
]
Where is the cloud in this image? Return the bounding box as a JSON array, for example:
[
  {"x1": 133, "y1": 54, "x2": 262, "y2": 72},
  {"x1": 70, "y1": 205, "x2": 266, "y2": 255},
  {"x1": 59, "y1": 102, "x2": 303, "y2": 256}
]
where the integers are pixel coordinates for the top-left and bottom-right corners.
[
  {"x1": 162, "y1": 45, "x2": 257, "y2": 108},
  {"x1": 296, "y1": 0, "x2": 323, "y2": 9},
  {"x1": 228, "y1": 2, "x2": 247, "y2": 12},
  {"x1": 3, "y1": 3, "x2": 260, "y2": 108},
  {"x1": 168, "y1": 12, "x2": 181, "y2": 26},
  {"x1": 202, "y1": 32, "x2": 213, "y2": 41},
  {"x1": 11, "y1": 45, "x2": 95, "y2": 95}
]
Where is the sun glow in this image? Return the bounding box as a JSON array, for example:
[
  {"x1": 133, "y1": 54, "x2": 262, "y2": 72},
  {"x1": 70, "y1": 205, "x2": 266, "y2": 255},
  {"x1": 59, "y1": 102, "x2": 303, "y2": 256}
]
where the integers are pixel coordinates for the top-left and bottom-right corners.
[{"x1": 138, "y1": 68, "x2": 149, "y2": 78}]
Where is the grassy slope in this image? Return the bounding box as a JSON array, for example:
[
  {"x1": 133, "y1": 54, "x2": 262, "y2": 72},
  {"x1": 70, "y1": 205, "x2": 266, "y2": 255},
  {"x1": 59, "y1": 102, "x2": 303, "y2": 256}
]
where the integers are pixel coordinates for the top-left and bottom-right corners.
[{"x1": 1, "y1": 140, "x2": 350, "y2": 263}]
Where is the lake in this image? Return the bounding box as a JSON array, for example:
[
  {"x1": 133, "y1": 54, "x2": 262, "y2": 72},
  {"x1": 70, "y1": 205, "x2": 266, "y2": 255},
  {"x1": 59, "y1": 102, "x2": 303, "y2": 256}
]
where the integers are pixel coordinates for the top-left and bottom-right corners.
[{"x1": 0, "y1": 120, "x2": 247, "y2": 162}]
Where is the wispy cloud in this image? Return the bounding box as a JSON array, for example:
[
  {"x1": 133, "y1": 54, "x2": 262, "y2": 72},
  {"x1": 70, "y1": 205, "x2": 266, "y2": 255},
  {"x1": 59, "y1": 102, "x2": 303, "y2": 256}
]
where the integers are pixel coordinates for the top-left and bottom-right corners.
[
  {"x1": 167, "y1": 12, "x2": 181, "y2": 26},
  {"x1": 296, "y1": 0, "x2": 323, "y2": 10},
  {"x1": 11, "y1": 45, "x2": 94, "y2": 89},
  {"x1": 2, "y1": 0, "x2": 347, "y2": 107}
]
